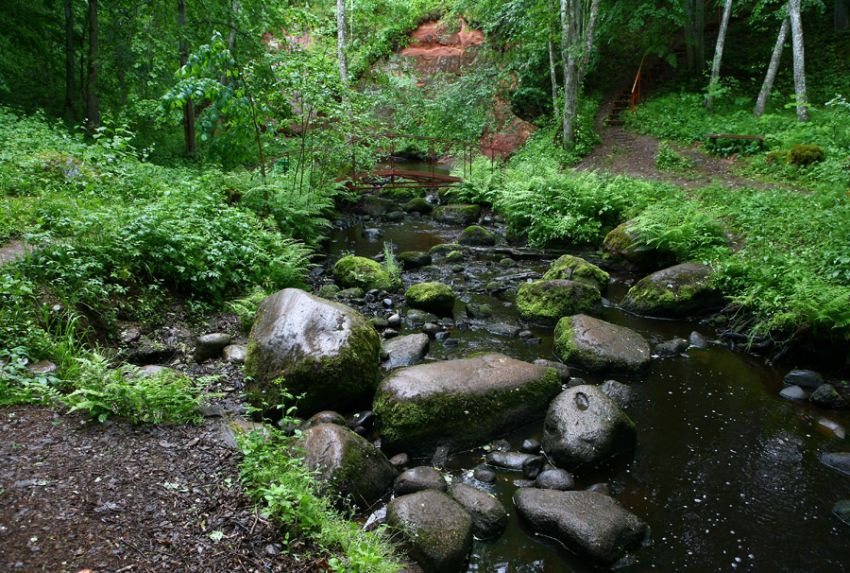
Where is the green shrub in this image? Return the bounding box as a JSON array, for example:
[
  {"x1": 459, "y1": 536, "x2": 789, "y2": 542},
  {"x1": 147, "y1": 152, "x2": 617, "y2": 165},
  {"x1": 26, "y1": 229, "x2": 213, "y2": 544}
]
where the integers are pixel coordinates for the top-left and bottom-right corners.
[
  {"x1": 655, "y1": 142, "x2": 694, "y2": 172},
  {"x1": 787, "y1": 143, "x2": 825, "y2": 166},
  {"x1": 0, "y1": 347, "x2": 63, "y2": 407}
]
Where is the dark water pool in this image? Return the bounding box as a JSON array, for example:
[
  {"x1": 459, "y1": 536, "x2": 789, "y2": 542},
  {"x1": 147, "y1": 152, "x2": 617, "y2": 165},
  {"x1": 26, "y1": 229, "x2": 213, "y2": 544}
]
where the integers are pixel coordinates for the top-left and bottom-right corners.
[{"x1": 326, "y1": 196, "x2": 850, "y2": 573}]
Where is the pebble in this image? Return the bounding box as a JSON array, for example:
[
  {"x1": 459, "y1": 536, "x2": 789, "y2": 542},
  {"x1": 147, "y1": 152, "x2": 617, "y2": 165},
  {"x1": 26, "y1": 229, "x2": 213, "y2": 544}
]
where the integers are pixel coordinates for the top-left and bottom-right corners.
[
  {"x1": 473, "y1": 465, "x2": 497, "y2": 483},
  {"x1": 387, "y1": 313, "x2": 402, "y2": 327}
]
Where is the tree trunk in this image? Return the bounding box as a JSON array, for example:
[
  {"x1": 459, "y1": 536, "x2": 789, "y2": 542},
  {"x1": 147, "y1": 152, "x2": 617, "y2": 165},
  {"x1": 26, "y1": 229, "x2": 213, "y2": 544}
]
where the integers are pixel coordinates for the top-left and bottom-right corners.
[
  {"x1": 178, "y1": 0, "x2": 196, "y2": 155},
  {"x1": 705, "y1": 0, "x2": 733, "y2": 109},
  {"x1": 788, "y1": 0, "x2": 809, "y2": 121},
  {"x1": 85, "y1": 0, "x2": 100, "y2": 133},
  {"x1": 228, "y1": 0, "x2": 239, "y2": 53},
  {"x1": 694, "y1": 0, "x2": 705, "y2": 70},
  {"x1": 64, "y1": 0, "x2": 75, "y2": 123},
  {"x1": 337, "y1": 0, "x2": 348, "y2": 83},
  {"x1": 548, "y1": 38, "x2": 559, "y2": 117},
  {"x1": 560, "y1": 0, "x2": 600, "y2": 147},
  {"x1": 835, "y1": 0, "x2": 849, "y2": 31},
  {"x1": 754, "y1": 19, "x2": 788, "y2": 117}
]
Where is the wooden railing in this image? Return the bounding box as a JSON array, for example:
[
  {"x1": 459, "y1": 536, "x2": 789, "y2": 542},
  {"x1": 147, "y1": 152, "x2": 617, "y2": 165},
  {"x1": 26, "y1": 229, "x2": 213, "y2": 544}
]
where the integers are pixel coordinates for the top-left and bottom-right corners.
[{"x1": 631, "y1": 55, "x2": 647, "y2": 113}]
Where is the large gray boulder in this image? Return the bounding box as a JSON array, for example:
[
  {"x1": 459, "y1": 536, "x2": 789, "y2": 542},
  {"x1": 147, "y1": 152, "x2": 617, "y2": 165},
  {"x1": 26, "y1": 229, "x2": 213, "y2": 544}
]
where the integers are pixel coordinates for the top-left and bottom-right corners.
[
  {"x1": 513, "y1": 489, "x2": 648, "y2": 566},
  {"x1": 383, "y1": 333, "x2": 430, "y2": 370},
  {"x1": 448, "y1": 483, "x2": 507, "y2": 539},
  {"x1": 554, "y1": 314, "x2": 650, "y2": 372},
  {"x1": 244, "y1": 289, "x2": 382, "y2": 414},
  {"x1": 301, "y1": 423, "x2": 396, "y2": 508},
  {"x1": 374, "y1": 354, "x2": 561, "y2": 453},
  {"x1": 543, "y1": 385, "x2": 636, "y2": 469},
  {"x1": 387, "y1": 490, "x2": 473, "y2": 572},
  {"x1": 621, "y1": 262, "x2": 722, "y2": 317}
]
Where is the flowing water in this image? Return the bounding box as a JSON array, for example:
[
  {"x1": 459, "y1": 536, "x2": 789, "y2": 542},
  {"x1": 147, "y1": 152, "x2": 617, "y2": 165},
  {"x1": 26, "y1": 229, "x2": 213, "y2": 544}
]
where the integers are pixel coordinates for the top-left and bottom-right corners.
[{"x1": 326, "y1": 164, "x2": 850, "y2": 573}]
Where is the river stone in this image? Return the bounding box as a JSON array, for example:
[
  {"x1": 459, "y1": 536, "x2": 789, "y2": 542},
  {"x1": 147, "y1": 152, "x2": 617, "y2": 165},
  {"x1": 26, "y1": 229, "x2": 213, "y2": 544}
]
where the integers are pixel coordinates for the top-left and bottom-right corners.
[
  {"x1": 820, "y1": 452, "x2": 850, "y2": 476},
  {"x1": 622, "y1": 263, "x2": 723, "y2": 317},
  {"x1": 485, "y1": 451, "x2": 538, "y2": 471},
  {"x1": 513, "y1": 489, "x2": 648, "y2": 566},
  {"x1": 811, "y1": 384, "x2": 849, "y2": 409},
  {"x1": 244, "y1": 289, "x2": 382, "y2": 415},
  {"x1": 521, "y1": 438, "x2": 541, "y2": 453},
  {"x1": 302, "y1": 423, "x2": 396, "y2": 508},
  {"x1": 458, "y1": 225, "x2": 497, "y2": 246},
  {"x1": 387, "y1": 490, "x2": 473, "y2": 573},
  {"x1": 362, "y1": 227, "x2": 383, "y2": 241},
  {"x1": 404, "y1": 197, "x2": 434, "y2": 214},
  {"x1": 405, "y1": 282, "x2": 456, "y2": 316},
  {"x1": 603, "y1": 220, "x2": 673, "y2": 271},
  {"x1": 429, "y1": 243, "x2": 463, "y2": 257},
  {"x1": 433, "y1": 204, "x2": 481, "y2": 225},
  {"x1": 194, "y1": 333, "x2": 232, "y2": 362},
  {"x1": 398, "y1": 250, "x2": 432, "y2": 269},
  {"x1": 516, "y1": 280, "x2": 601, "y2": 323},
  {"x1": 473, "y1": 465, "x2": 497, "y2": 483},
  {"x1": 333, "y1": 255, "x2": 397, "y2": 291},
  {"x1": 600, "y1": 380, "x2": 633, "y2": 409},
  {"x1": 543, "y1": 255, "x2": 610, "y2": 290},
  {"x1": 374, "y1": 353, "x2": 561, "y2": 453},
  {"x1": 383, "y1": 333, "x2": 430, "y2": 370},
  {"x1": 554, "y1": 314, "x2": 650, "y2": 372},
  {"x1": 355, "y1": 195, "x2": 394, "y2": 217},
  {"x1": 533, "y1": 359, "x2": 570, "y2": 383},
  {"x1": 305, "y1": 410, "x2": 347, "y2": 428},
  {"x1": 543, "y1": 385, "x2": 637, "y2": 469},
  {"x1": 833, "y1": 500, "x2": 850, "y2": 526},
  {"x1": 223, "y1": 344, "x2": 246, "y2": 364},
  {"x1": 779, "y1": 385, "x2": 808, "y2": 401},
  {"x1": 448, "y1": 483, "x2": 508, "y2": 539},
  {"x1": 389, "y1": 453, "x2": 410, "y2": 468},
  {"x1": 395, "y1": 466, "x2": 447, "y2": 495},
  {"x1": 655, "y1": 337, "x2": 688, "y2": 357},
  {"x1": 784, "y1": 369, "x2": 825, "y2": 390},
  {"x1": 535, "y1": 468, "x2": 575, "y2": 491}
]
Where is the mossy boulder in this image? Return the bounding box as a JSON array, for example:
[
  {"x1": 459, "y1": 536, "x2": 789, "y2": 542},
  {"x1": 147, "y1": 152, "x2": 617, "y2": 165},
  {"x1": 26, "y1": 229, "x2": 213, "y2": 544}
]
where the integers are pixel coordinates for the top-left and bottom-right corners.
[
  {"x1": 622, "y1": 262, "x2": 722, "y2": 317},
  {"x1": 554, "y1": 314, "x2": 650, "y2": 372},
  {"x1": 458, "y1": 225, "x2": 497, "y2": 246},
  {"x1": 244, "y1": 289, "x2": 382, "y2": 415},
  {"x1": 374, "y1": 353, "x2": 561, "y2": 453},
  {"x1": 404, "y1": 282, "x2": 456, "y2": 316},
  {"x1": 403, "y1": 197, "x2": 434, "y2": 214},
  {"x1": 429, "y1": 243, "x2": 462, "y2": 257},
  {"x1": 445, "y1": 250, "x2": 464, "y2": 262},
  {"x1": 516, "y1": 279, "x2": 601, "y2": 323},
  {"x1": 433, "y1": 204, "x2": 481, "y2": 225},
  {"x1": 602, "y1": 220, "x2": 673, "y2": 271},
  {"x1": 788, "y1": 143, "x2": 825, "y2": 166},
  {"x1": 302, "y1": 423, "x2": 397, "y2": 508},
  {"x1": 398, "y1": 250, "x2": 432, "y2": 269},
  {"x1": 333, "y1": 255, "x2": 397, "y2": 291},
  {"x1": 543, "y1": 255, "x2": 610, "y2": 290},
  {"x1": 354, "y1": 194, "x2": 394, "y2": 217}
]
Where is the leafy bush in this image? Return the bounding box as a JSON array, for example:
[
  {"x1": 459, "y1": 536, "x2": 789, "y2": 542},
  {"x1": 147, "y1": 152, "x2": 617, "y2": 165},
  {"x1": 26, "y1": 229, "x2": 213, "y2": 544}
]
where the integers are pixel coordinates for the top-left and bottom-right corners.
[
  {"x1": 787, "y1": 143, "x2": 825, "y2": 166},
  {"x1": 632, "y1": 198, "x2": 728, "y2": 261},
  {"x1": 655, "y1": 141, "x2": 694, "y2": 172},
  {"x1": 0, "y1": 347, "x2": 63, "y2": 407}
]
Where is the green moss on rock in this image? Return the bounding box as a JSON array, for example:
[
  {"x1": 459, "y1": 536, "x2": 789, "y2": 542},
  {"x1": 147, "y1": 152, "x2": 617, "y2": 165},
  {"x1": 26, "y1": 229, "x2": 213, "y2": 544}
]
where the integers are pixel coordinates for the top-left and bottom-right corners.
[
  {"x1": 458, "y1": 225, "x2": 497, "y2": 246},
  {"x1": 333, "y1": 255, "x2": 397, "y2": 291},
  {"x1": 554, "y1": 314, "x2": 650, "y2": 372},
  {"x1": 433, "y1": 204, "x2": 482, "y2": 225},
  {"x1": 602, "y1": 221, "x2": 673, "y2": 271},
  {"x1": 543, "y1": 255, "x2": 610, "y2": 290},
  {"x1": 622, "y1": 262, "x2": 722, "y2": 317},
  {"x1": 403, "y1": 197, "x2": 433, "y2": 214},
  {"x1": 404, "y1": 282, "x2": 456, "y2": 316},
  {"x1": 516, "y1": 280, "x2": 601, "y2": 323}
]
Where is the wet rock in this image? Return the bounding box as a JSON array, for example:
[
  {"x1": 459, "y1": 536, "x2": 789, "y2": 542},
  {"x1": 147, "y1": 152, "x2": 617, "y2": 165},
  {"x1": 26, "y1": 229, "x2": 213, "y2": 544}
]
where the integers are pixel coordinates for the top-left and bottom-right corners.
[
  {"x1": 371, "y1": 317, "x2": 390, "y2": 329},
  {"x1": 351, "y1": 410, "x2": 376, "y2": 431},
  {"x1": 532, "y1": 359, "x2": 570, "y2": 383},
  {"x1": 305, "y1": 411, "x2": 347, "y2": 428},
  {"x1": 383, "y1": 298, "x2": 394, "y2": 308},
  {"x1": 445, "y1": 250, "x2": 464, "y2": 263},
  {"x1": 302, "y1": 423, "x2": 397, "y2": 508},
  {"x1": 120, "y1": 327, "x2": 141, "y2": 344},
  {"x1": 395, "y1": 466, "x2": 447, "y2": 495},
  {"x1": 779, "y1": 385, "x2": 808, "y2": 401},
  {"x1": 26, "y1": 360, "x2": 58, "y2": 376},
  {"x1": 405, "y1": 282, "x2": 456, "y2": 316},
  {"x1": 407, "y1": 309, "x2": 437, "y2": 327},
  {"x1": 586, "y1": 483, "x2": 611, "y2": 495},
  {"x1": 383, "y1": 333, "x2": 430, "y2": 370},
  {"x1": 374, "y1": 353, "x2": 561, "y2": 453},
  {"x1": 244, "y1": 289, "x2": 382, "y2": 414},
  {"x1": 485, "y1": 451, "x2": 538, "y2": 472},
  {"x1": 448, "y1": 483, "x2": 508, "y2": 539},
  {"x1": 600, "y1": 380, "x2": 633, "y2": 409},
  {"x1": 222, "y1": 344, "x2": 246, "y2": 364},
  {"x1": 318, "y1": 284, "x2": 341, "y2": 299},
  {"x1": 466, "y1": 302, "x2": 494, "y2": 318},
  {"x1": 362, "y1": 228, "x2": 383, "y2": 241},
  {"x1": 521, "y1": 438, "x2": 541, "y2": 454},
  {"x1": 833, "y1": 500, "x2": 850, "y2": 526},
  {"x1": 688, "y1": 331, "x2": 708, "y2": 348},
  {"x1": 134, "y1": 364, "x2": 173, "y2": 378},
  {"x1": 498, "y1": 257, "x2": 515, "y2": 267},
  {"x1": 355, "y1": 195, "x2": 394, "y2": 217},
  {"x1": 603, "y1": 220, "x2": 673, "y2": 271},
  {"x1": 403, "y1": 197, "x2": 433, "y2": 214},
  {"x1": 333, "y1": 255, "x2": 398, "y2": 291},
  {"x1": 516, "y1": 280, "x2": 601, "y2": 323},
  {"x1": 554, "y1": 314, "x2": 651, "y2": 372},
  {"x1": 543, "y1": 385, "x2": 637, "y2": 469},
  {"x1": 543, "y1": 255, "x2": 610, "y2": 290},
  {"x1": 458, "y1": 225, "x2": 497, "y2": 246},
  {"x1": 489, "y1": 439, "x2": 512, "y2": 452},
  {"x1": 337, "y1": 287, "x2": 365, "y2": 299},
  {"x1": 473, "y1": 465, "x2": 496, "y2": 483},
  {"x1": 389, "y1": 453, "x2": 410, "y2": 468},
  {"x1": 655, "y1": 337, "x2": 688, "y2": 357},
  {"x1": 810, "y1": 384, "x2": 848, "y2": 409},
  {"x1": 429, "y1": 243, "x2": 462, "y2": 258},
  {"x1": 622, "y1": 263, "x2": 722, "y2": 317},
  {"x1": 388, "y1": 313, "x2": 402, "y2": 327},
  {"x1": 387, "y1": 490, "x2": 473, "y2": 573},
  {"x1": 783, "y1": 369, "x2": 825, "y2": 390},
  {"x1": 398, "y1": 250, "x2": 432, "y2": 269},
  {"x1": 518, "y1": 330, "x2": 533, "y2": 339},
  {"x1": 818, "y1": 418, "x2": 846, "y2": 439},
  {"x1": 819, "y1": 452, "x2": 850, "y2": 477},
  {"x1": 435, "y1": 331, "x2": 451, "y2": 342},
  {"x1": 484, "y1": 322, "x2": 521, "y2": 338},
  {"x1": 443, "y1": 339, "x2": 459, "y2": 348},
  {"x1": 384, "y1": 328, "x2": 399, "y2": 339},
  {"x1": 431, "y1": 445, "x2": 451, "y2": 468},
  {"x1": 433, "y1": 204, "x2": 481, "y2": 225},
  {"x1": 513, "y1": 489, "x2": 648, "y2": 566},
  {"x1": 385, "y1": 211, "x2": 405, "y2": 222},
  {"x1": 422, "y1": 322, "x2": 441, "y2": 337},
  {"x1": 522, "y1": 455, "x2": 546, "y2": 479},
  {"x1": 535, "y1": 469, "x2": 575, "y2": 491}
]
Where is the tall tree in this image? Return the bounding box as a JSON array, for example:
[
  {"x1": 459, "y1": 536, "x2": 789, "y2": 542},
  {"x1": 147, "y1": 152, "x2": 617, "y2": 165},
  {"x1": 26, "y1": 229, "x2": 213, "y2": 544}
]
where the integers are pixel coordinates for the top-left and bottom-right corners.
[
  {"x1": 337, "y1": 0, "x2": 348, "y2": 83},
  {"x1": 787, "y1": 0, "x2": 808, "y2": 121},
  {"x1": 85, "y1": 0, "x2": 100, "y2": 132},
  {"x1": 705, "y1": 0, "x2": 734, "y2": 109},
  {"x1": 64, "y1": 0, "x2": 75, "y2": 122},
  {"x1": 178, "y1": 0, "x2": 196, "y2": 155},
  {"x1": 559, "y1": 0, "x2": 601, "y2": 147},
  {"x1": 754, "y1": 18, "x2": 788, "y2": 117},
  {"x1": 685, "y1": 0, "x2": 706, "y2": 72}
]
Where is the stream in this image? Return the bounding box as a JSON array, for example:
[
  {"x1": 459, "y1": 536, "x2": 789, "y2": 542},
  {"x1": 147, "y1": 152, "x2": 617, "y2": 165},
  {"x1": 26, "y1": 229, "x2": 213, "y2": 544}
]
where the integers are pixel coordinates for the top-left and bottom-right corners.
[{"x1": 323, "y1": 161, "x2": 850, "y2": 573}]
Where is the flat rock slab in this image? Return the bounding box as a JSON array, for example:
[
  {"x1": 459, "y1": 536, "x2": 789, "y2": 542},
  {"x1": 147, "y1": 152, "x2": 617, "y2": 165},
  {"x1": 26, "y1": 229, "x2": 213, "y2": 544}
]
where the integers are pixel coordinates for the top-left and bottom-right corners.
[
  {"x1": 513, "y1": 489, "x2": 647, "y2": 566},
  {"x1": 374, "y1": 353, "x2": 560, "y2": 453},
  {"x1": 554, "y1": 314, "x2": 650, "y2": 372},
  {"x1": 383, "y1": 333, "x2": 430, "y2": 370}
]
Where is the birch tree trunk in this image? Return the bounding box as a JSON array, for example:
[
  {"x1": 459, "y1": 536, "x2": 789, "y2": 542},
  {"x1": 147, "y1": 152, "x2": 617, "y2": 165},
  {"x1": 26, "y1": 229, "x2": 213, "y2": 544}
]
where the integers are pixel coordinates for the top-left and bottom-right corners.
[
  {"x1": 754, "y1": 19, "x2": 788, "y2": 117},
  {"x1": 788, "y1": 0, "x2": 809, "y2": 121},
  {"x1": 337, "y1": 0, "x2": 348, "y2": 84},
  {"x1": 64, "y1": 0, "x2": 75, "y2": 122},
  {"x1": 85, "y1": 0, "x2": 100, "y2": 133},
  {"x1": 548, "y1": 38, "x2": 559, "y2": 117},
  {"x1": 705, "y1": 0, "x2": 733, "y2": 109}
]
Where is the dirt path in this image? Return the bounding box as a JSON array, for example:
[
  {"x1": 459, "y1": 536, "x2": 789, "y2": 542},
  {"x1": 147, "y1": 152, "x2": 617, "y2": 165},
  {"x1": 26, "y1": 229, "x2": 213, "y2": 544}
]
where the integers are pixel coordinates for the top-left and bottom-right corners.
[{"x1": 0, "y1": 406, "x2": 318, "y2": 573}]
